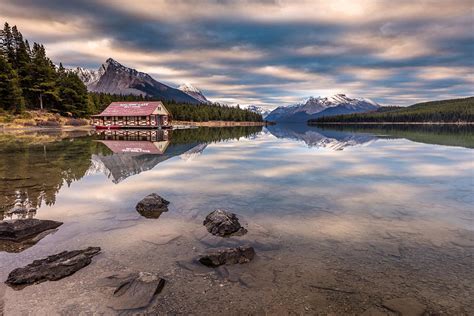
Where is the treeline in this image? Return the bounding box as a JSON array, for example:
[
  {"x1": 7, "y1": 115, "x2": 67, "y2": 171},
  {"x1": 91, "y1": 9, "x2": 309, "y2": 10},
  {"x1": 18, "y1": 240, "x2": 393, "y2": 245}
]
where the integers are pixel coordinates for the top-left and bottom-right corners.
[
  {"x1": 89, "y1": 93, "x2": 263, "y2": 122},
  {"x1": 0, "y1": 22, "x2": 93, "y2": 116},
  {"x1": 310, "y1": 97, "x2": 474, "y2": 123},
  {"x1": 164, "y1": 100, "x2": 263, "y2": 122}
]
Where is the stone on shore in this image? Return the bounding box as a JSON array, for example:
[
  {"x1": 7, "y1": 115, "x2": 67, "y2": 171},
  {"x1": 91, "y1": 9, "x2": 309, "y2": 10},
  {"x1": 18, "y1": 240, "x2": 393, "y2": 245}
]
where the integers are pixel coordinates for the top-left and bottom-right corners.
[
  {"x1": 203, "y1": 209, "x2": 247, "y2": 237},
  {"x1": 5, "y1": 247, "x2": 101, "y2": 289},
  {"x1": 102, "y1": 272, "x2": 166, "y2": 310},
  {"x1": 0, "y1": 218, "x2": 63, "y2": 242},
  {"x1": 136, "y1": 193, "x2": 170, "y2": 219},
  {"x1": 199, "y1": 246, "x2": 255, "y2": 267}
]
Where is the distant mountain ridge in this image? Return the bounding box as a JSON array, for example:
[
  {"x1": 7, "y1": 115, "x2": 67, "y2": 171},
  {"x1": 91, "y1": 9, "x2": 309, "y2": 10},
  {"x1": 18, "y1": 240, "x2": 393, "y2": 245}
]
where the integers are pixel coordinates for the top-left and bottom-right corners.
[
  {"x1": 246, "y1": 105, "x2": 274, "y2": 118},
  {"x1": 178, "y1": 83, "x2": 209, "y2": 103},
  {"x1": 311, "y1": 96, "x2": 474, "y2": 123},
  {"x1": 266, "y1": 94, "x2": 380, "y2": 122},
  {"x1": 73, "y1": 58, "x2": 204, "y2": 104}
]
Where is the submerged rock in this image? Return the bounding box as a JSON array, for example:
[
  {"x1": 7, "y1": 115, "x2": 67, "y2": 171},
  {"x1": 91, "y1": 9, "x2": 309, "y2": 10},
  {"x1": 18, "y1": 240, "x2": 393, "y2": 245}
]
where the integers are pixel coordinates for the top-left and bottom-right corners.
[
  {"x1": 0, "y1": 228, "x2": 59, "y2": 253},
  {"x1": 382, "y1": 298, "x2": 426, "y2": 316},
  {"x1": 0, "y1": 218, "x2": 62, "y2": 242},
  {"x1": 5, "y1": 247, "x2": 101, "y2": 289},
  {"x1": 203, "y1": 209, "x2": 247, "y2": 237},
  {"x1": 136, "y1": 193, "x2": 170, "y2": 218},
  {"x1": 199, "y1": 246, "x2": 255, "y2": 267},
  {"x1": 101, "y1": 272, "x2": 166, "y2": 310}
]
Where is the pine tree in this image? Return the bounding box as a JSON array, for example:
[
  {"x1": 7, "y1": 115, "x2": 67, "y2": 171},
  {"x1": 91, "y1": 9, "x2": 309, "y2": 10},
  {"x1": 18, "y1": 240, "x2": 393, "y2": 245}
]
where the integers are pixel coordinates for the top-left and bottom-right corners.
[
  {"x1": 0, "y1": 54, "x2": 25, "y2": 113},
  {"x1": 29, "y1": 43, "x2": 58, "y2": 110}
]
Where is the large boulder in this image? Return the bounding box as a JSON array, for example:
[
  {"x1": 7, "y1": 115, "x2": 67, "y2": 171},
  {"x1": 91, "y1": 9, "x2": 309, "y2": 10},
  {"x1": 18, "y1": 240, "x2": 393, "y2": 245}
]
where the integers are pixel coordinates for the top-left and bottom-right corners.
[
  {"x1": 199, "y1": 246, "x2": 255, "y2": 267},
  {"x1": 5, "y1": 247, "x2": 101, "y2": 289},
  {"x1": 136, "y1": 193, "x2": 170, "y2": 219},
  {"x1": 0, "y1": 219, "x2": 62, "y2": 242},
  {"x1": 203, "y1": 209, "x2": 247, "y2": 237},
  {"x1": 100, "y1": 272, "x2": 166, "y2": 311}
]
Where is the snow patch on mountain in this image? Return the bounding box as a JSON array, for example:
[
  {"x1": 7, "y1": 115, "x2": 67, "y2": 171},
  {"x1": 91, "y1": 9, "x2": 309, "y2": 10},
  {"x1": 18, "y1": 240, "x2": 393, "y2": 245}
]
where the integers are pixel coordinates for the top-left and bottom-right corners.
[{"x1": 178, "y1": 83, "x2": 209, "y2": 103}]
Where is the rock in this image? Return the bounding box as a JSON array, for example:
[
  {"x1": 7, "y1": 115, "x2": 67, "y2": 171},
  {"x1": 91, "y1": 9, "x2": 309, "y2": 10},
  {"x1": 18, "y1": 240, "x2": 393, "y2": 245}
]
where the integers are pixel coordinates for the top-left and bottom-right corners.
[
  {"x1": 0, "y1": 228, "x2": 59, "y2": 253},
  {"x1": 0, "y1": 219, "x2": 63, "y2": 242},
  {"x1": 135, "y1": 193, "x2": 170, "y2": 219},
  {"x1": 203, "y1": 209, "x2": 247, "y2": 237},
  {"x1": 382, "y1": 298, "x2": 426, "y2": 316},
  {"x1": 5, "y1": 247, "x2": 101, "y2": 289},
  {"x1": 102, "y1": 272, "x2": 166, "y2": 310},
  {"x1": 199, "y1": 246, "x2": 255, "y2": 267}
]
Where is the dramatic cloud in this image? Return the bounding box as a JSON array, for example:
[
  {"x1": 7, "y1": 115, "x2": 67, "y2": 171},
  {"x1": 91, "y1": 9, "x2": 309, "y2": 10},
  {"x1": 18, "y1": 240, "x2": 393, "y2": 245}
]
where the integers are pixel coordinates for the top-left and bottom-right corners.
[{"x1": 1, "y1": 0, "x2": 472, "y2": 107}]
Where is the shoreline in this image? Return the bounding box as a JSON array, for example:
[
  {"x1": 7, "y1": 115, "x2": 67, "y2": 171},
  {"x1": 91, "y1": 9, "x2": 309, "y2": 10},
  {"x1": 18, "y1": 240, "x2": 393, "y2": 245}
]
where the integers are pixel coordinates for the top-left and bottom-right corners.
[
  {"x1": 1, "y1": 121, "x2": 267, "y2": 132},
  {"x1": 309, "y1": 121, "x2": 474, "y2": 125}
]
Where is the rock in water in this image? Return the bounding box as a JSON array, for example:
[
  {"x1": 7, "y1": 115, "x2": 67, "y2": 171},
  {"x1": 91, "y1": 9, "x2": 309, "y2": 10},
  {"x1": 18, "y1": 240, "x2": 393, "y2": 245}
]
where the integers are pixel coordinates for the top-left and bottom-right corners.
[
  {"x1": 382, "y1": 298, "x2": 426, "y2": 316},
  {"x1": 0, "y1": 219, "x2": 63, "y2": 242},
  {"x1": 102, "y1": 272, "x2": 166, "y2": 310},
  {"x1": 203, "y1": 209, "x2": 247, "y2": 237},
  {"x1": 5, "y1": 247, "x2": 101, "y2": 289},
  {"x1": 136, "y1": 193, "x2": 170, "y2": 218},
  {"x1": 199, "y1": 246, "x2": 255, "y2": 267}
]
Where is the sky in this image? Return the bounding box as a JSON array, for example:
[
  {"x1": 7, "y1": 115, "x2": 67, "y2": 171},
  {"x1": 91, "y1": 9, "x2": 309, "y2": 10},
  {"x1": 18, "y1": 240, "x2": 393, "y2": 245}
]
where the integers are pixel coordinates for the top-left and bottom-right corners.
[{"x1": 1, "y1": 0, "x2": 473, "y2": 108}]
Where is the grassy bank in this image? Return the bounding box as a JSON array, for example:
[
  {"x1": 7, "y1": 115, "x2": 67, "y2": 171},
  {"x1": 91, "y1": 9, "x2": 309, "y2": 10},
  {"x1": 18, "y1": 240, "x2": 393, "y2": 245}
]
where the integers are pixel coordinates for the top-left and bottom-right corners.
[{"x1": 0, "y1": 110, "x2": 90, "y2": 129}]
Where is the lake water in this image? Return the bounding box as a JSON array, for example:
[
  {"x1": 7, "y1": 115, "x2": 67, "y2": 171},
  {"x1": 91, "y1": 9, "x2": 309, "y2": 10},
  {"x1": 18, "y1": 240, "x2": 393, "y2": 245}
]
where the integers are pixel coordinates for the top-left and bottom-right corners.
[{"x1": 0, "y1": 125, "x2": 473, "y2": 315}]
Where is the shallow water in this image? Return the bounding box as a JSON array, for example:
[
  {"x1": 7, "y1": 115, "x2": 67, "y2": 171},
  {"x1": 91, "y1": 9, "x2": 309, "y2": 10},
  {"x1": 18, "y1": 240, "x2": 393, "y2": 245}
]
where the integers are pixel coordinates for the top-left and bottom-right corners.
[{"x1": 0, "y1": 125, "x2": 473, "y2": 315}]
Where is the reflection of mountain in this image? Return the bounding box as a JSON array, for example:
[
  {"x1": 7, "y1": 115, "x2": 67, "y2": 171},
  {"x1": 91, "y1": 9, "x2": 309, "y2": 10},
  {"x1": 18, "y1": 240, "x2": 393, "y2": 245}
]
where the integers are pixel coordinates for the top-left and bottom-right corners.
[
  {"x1": 88, "y1": 127, "x2": 262, "y2": 183},
  {"x1": 267, "y1": 124, "x2": 376, "y2": 150},
  {"x1": 0, "y1": 126, "x2": 263, "y2": 218},
  {"x1": 314, "y1": 124, "x2": 474, "y2": 149},
  {"x1": 89, "y1": 130, "x2": 206, "y2": 183},
  {"x1": 90, "y1": 142, "x2": 206, "y2": 183}
]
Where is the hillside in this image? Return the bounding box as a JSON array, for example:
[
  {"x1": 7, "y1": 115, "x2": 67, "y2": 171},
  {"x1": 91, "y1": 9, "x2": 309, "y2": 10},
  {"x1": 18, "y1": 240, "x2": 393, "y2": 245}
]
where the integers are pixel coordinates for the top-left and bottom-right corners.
[{"x1": 310, "y1": 97, "x2": 474, "y2": 123}]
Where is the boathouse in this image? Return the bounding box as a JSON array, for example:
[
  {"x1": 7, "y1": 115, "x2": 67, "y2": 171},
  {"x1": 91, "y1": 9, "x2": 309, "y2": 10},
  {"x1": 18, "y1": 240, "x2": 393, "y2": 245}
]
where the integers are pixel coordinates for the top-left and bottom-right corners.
[{"x1": 92, "y1": 101, "x2": 170, "y2": 129}]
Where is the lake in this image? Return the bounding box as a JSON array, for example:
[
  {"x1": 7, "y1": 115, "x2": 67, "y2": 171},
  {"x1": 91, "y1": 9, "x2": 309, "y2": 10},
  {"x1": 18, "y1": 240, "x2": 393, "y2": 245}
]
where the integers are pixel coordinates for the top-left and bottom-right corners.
[{"x1": 0, "y1": 124, "x2": 473, "y2": 314}]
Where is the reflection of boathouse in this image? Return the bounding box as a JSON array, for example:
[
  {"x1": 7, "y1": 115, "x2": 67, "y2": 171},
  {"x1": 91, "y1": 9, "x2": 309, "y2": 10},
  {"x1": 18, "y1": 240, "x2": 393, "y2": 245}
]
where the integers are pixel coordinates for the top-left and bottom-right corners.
[
  {"x1": 92, "y1": 101, "x2": 170, "y2": 129},
  {"x1": 90, "y1": 130, "x2": 207, "y2": 183},
  {"x1": 98, "y1": 130, "x2": 170, "y2": 154}
]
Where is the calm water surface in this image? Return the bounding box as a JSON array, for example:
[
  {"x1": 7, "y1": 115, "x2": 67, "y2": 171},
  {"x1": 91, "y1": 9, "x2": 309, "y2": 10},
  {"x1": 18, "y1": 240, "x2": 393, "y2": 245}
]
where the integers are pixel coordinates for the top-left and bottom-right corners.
[{"x1": 0, "y1": 125, "x2": 473, "y2": 314}]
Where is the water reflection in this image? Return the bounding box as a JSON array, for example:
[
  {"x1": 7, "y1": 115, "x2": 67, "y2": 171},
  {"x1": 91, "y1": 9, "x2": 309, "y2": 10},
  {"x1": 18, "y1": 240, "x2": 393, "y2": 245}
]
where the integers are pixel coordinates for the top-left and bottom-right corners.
[
  {"x1": 0, "y1": 126, "x2": 262, "y2": 218},
  {"x1": 305, "y1": 124, "x2": 474, "y2": 149},
  {"x1": 0, "y1": 125, "x2": 473, "y2": 313},
  {"x1": 266, "y1": 124, "x2": 377, "y2": 150}
]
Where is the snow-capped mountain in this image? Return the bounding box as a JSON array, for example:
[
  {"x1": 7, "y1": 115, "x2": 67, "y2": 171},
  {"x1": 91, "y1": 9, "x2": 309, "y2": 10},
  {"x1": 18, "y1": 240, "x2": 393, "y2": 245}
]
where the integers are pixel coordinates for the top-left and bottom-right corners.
[
  {"x1": 178, "y1": 83, "x2": 209, "y2": 104},
  {"x1": 246, "y1": 105, "x2": 274, "y2": 118},
  {"x1": 265, "y1": 94, "x2": 380, "y2": 122},
  {"x1": 72, "y1": 58, "x2": 203, "y2": 104}
]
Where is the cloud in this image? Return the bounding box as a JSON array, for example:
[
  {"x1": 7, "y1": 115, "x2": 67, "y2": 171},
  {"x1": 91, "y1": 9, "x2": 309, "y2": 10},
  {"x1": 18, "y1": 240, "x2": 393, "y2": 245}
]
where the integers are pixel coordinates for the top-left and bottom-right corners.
[{"x1": 0, "y1": 0, "x2": 472, "y2": 106}]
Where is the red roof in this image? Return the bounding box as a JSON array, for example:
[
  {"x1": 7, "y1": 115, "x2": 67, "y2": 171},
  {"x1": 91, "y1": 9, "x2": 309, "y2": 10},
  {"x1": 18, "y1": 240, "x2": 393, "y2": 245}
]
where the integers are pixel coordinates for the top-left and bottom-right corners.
[
  {"x1": 98, "y1": 140, "x2": 167, "y2": 154},
  {"x1": 93, "y1": 101, "x2": 167, "y2": 117}
]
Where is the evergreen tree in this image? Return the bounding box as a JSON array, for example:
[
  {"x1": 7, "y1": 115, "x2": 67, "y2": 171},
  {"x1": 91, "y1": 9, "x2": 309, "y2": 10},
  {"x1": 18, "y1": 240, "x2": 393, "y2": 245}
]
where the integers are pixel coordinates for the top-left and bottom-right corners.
[
  {"x1": 0, "y1": 54, "x2": 25, "y2": 113},
  {"x1": 29, "y1": 43, "x2": 59, "y2": 110}
]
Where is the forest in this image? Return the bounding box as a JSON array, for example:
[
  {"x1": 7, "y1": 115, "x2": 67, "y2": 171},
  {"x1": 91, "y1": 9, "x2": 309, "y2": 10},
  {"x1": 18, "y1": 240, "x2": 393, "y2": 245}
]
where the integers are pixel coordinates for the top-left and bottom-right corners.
[
  {"x1": 310, "y1": 97, "x2": 474, "y2": 123},
  {"x1": 0, "y1": 22, "x2": 262, "y2": 122}
]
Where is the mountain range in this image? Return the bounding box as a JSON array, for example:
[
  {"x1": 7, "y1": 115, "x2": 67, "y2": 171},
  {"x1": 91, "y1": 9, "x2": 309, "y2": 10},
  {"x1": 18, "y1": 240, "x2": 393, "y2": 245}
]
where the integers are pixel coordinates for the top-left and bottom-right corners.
[
  {"x1": 266, "y1": 94, "x2": 380, "y2": 122},
  {"x1": 73, "y1": 58, "x2": 207, "y2": 104},
  {"x1": 246, "y1": 105, "x2": 274, "y2": 118}
]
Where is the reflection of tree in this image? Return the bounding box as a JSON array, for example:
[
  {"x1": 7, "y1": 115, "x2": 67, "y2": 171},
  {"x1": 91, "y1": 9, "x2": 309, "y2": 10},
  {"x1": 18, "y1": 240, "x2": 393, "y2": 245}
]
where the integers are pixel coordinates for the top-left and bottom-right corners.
[
  {"x1": 0, "y1": 126, "x2": 264, "y2": 218},
  {"x1": 0, "y1": 134, "x2": 103, "y2": 218},
  {"x1": 169, "y1": 126, "x2": 263, "y2": 144}
]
